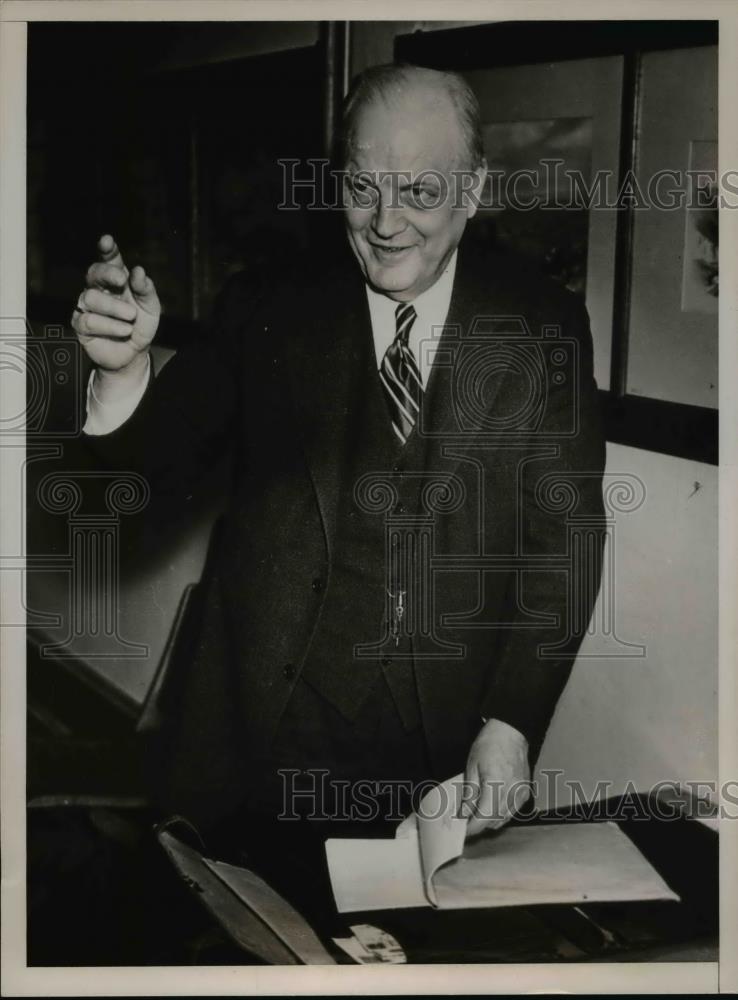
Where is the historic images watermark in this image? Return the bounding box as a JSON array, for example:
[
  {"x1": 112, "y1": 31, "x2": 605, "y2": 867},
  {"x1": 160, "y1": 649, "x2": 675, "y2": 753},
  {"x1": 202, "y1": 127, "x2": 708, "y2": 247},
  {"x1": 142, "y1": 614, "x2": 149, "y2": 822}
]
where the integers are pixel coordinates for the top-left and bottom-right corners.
[
  {"x1": 277, "y1": 768, "x2": 731, "y2": 825},
  {"x1": 278, "y1": 159, "x2": 736, "y2": 212}
]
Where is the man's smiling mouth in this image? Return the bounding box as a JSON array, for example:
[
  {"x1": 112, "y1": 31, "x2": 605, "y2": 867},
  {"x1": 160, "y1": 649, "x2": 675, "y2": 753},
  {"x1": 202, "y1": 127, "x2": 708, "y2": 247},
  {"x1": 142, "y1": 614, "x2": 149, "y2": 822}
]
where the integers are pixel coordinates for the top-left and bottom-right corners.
[{"x1": 370, "y1": 244, "x2": 414, "y2": 255}]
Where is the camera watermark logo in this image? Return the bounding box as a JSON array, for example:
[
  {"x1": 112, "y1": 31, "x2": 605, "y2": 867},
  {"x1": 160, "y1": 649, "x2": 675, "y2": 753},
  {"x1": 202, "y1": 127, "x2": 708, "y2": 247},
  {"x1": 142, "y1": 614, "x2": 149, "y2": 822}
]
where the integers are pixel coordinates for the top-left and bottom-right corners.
[
  {"x1": 0, "y1": 318, "x2": 84, "y2": 439},
  {"x1": 1, "y1": 316, "x2": 151, "y2": 659}
]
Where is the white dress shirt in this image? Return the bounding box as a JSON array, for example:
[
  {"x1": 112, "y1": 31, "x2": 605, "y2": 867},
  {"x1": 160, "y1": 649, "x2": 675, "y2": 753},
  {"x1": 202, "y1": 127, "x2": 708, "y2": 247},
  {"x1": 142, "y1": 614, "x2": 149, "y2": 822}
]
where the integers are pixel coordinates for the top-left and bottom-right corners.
[
  {"x1": 365, "y1": 250, "x2": 457, "y2": 387},
  {"x1": 84, "y1": 251, "x2": 458, "y2": 435}
]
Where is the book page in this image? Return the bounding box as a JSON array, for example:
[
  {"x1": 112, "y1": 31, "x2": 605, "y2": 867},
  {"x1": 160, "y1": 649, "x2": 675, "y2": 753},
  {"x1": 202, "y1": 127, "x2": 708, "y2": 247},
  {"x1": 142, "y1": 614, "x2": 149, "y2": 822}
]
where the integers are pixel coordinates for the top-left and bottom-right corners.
[
  {"x1": 431, "y1": 821, "x2": 680, "y2": 909},
  {"x1": 326, "y1": 776, "x2": 470, "y2": 912},
  {"x1": 414, "y1": 774, "x2": 468, "y2": 906},
  {"x1": 325, "y1": 819, "x2": 427, "y2": 913},
  {"x1": 202, "y1": 858, "x2": 336, "y2": 963}
]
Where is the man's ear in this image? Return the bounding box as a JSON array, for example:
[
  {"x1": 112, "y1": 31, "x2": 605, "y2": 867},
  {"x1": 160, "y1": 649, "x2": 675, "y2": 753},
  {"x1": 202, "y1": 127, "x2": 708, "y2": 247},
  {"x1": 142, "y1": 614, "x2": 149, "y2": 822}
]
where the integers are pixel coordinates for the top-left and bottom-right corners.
[{"x1": 465, "y1": 159, "x2": 488, "y2": 219}]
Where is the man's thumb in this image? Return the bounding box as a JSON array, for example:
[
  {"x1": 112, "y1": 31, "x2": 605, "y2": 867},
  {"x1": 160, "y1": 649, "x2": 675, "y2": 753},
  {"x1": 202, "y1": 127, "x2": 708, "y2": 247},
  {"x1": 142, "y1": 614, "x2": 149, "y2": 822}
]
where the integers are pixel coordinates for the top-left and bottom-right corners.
[
  {"x1": 129, "y1": 265, "x2": 159, "y2": 309},
  {"x1": 465, "y1": 814, "x2": 489, "y2": 838}
]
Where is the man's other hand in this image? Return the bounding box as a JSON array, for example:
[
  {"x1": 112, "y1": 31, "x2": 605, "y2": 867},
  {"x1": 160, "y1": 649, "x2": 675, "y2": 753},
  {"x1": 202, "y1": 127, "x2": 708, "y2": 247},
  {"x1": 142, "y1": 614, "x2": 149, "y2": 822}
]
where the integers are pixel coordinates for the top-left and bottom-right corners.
[
  {"x1": 462, "y1": 718, "x2": 532, "y2": 837},
  {"x1": 71, "y1": 234, "x2": 160, "y2": 378}
]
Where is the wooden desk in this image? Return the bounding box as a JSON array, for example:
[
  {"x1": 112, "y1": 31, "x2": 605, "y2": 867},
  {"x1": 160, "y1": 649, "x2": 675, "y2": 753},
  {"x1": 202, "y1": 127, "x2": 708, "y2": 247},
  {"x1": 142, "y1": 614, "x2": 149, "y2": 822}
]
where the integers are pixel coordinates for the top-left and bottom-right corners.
[{"x1": 27, "y1": 798, "x2": 718, "y2": 966}]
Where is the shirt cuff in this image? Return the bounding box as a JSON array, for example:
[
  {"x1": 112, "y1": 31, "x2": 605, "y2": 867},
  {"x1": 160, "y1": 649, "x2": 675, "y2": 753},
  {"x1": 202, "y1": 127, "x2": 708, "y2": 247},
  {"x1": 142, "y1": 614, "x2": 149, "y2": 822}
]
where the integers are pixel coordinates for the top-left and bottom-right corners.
[{"x1": 83, "y1": 354, "x2": 151, "y2": 436}]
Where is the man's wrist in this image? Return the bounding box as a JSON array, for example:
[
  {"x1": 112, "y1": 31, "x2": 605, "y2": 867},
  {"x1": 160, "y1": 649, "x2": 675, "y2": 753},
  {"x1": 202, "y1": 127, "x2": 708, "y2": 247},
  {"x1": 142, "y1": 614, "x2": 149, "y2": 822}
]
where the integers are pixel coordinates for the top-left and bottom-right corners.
[
  {"x1": 480, "y1": 716, "x2": 529, "y2": 750},
  {"x1": 84, "y1": 352, "x2": 151, "y2": 436},
  {"x1": 92, "y1": 352, "x2": 150, "y2": 405}
]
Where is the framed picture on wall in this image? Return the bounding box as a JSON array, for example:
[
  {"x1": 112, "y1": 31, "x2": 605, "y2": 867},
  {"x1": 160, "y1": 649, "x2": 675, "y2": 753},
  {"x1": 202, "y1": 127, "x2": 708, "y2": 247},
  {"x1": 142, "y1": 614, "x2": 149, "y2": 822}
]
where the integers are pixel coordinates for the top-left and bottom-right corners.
[
  {"x1": 396, "y1": 20, "x2": 719, "y2": 465},
  {"x1": 625, "y1": 45, "x2": 718, "y2": 412},
  {"x1": 681, "y1": 140, "x2": 719, "y2": 316},
  {"x1": 460, "y1": 54, "x2": 624, "y2": 394}
]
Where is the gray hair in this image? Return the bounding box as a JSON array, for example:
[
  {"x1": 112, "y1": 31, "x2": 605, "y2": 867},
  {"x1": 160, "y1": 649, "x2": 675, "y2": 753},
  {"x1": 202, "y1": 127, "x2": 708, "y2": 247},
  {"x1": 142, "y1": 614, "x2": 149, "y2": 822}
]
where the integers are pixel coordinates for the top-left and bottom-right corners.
[{"x1": 339, "y1": 63, "x2": 485, "y2": 170}]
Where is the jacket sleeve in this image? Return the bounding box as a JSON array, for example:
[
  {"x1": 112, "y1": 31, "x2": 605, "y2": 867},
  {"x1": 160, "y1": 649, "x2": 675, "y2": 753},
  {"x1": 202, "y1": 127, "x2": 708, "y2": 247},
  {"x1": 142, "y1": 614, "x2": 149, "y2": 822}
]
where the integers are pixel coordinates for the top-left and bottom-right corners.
[
  {"x1": 480, "y1": 291, "x2": 607, "y2": 765},
  {"x1": 79, "y1": 271, "x2": 265, "y2": 505}
]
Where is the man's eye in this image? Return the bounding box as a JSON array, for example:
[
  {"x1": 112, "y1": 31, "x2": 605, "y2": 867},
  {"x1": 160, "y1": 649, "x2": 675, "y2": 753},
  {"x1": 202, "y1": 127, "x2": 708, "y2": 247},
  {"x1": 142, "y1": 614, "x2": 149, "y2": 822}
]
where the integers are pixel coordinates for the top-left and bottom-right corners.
[
  {"x1": 346, "y1": 178, "x2": 377, "y2": 209},
  {"x1": 347, "y1": 178, "x2": 376, "y2": 205},
  {"x1": 405, "y1": 185, "x2": 438, "y2": 208},
  {"x1": 349, "y1": 176, "x2": 375, "y2": 197}
]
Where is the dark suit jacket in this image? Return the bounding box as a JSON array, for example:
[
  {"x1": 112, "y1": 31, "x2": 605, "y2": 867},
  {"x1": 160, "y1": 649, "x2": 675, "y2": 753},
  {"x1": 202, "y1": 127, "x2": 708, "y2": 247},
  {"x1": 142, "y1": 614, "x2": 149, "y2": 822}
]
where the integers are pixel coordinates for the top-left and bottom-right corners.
[{"x1": 88, "y1": 241, "x2": 606, "y2": 828}]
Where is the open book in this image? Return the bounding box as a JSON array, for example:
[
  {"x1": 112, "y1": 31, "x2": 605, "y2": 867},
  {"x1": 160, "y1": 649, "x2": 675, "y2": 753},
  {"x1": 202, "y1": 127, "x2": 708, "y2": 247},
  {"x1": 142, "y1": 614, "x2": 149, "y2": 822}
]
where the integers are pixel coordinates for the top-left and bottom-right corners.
[
  {"x1": 325, "y1": 775, "x2": 680, "y2": 913},
  {"x1": 158, "y1": 826, "x2": 336, "y2": 964}
]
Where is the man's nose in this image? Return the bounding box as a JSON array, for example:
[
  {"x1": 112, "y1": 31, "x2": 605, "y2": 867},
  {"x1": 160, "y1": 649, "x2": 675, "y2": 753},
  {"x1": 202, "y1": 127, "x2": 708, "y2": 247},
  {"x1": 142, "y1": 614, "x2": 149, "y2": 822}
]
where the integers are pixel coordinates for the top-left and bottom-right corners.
[{"x1": 372, "y1": 196, "x2": 407, "y2": 240}]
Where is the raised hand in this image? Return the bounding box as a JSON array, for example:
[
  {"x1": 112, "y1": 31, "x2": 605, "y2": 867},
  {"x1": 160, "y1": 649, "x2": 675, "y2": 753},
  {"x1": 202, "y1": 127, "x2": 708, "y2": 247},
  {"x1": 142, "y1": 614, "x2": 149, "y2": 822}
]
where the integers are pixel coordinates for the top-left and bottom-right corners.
[{"x1": 71, "y1": 234, "x2": 160, "y2": 376}]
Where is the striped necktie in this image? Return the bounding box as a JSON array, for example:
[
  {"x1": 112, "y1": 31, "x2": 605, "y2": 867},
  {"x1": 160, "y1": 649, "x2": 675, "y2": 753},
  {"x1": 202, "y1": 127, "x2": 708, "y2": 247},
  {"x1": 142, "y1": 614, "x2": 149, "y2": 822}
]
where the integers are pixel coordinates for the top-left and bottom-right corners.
[{"x1": 379, "y1": 302, "x2": 422, "y2": 445}]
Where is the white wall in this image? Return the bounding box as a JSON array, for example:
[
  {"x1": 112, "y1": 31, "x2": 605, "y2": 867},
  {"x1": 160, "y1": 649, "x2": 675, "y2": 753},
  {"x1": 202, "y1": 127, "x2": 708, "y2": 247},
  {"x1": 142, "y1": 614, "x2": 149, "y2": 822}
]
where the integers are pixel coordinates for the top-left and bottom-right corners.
[{"x1": 536, "y1": 443, "x2": 718, "y2": 806}]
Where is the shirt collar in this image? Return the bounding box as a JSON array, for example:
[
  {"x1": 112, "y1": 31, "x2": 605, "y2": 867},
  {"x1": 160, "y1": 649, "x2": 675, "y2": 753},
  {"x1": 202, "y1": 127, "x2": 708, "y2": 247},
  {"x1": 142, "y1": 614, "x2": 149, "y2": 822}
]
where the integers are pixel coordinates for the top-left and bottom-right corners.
[{"x1": 365, "y1": 249, "x2": 458, "y2": 327}]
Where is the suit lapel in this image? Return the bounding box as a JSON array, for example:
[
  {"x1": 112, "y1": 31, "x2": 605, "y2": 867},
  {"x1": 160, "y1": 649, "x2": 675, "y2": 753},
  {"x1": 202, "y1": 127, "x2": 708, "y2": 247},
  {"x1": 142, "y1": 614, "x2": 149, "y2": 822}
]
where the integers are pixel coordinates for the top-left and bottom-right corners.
[
  {"x1": 283, "y1": 256, "x2": 389, "y2": 554},
  {"x1": 418, "y1": 245, "x2": 511, "y2": 453}
]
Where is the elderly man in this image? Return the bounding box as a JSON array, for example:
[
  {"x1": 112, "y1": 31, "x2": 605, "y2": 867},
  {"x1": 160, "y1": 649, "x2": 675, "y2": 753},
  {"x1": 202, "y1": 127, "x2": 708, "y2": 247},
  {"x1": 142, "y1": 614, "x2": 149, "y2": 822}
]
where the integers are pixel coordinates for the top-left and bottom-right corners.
[{"x1": 72, "y1": 64, "x2": 605, "y2": 848}]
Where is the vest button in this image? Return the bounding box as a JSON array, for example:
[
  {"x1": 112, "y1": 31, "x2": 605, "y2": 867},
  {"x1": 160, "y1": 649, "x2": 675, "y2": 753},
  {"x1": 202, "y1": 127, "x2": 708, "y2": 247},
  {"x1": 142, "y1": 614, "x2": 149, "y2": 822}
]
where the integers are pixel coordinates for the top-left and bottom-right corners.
[
  {"x1": 311, "y1": 577, "x2": 323, "y2": 593},
  {"x1": 282, "y1": 663, "x2": 296, "y2": 680},
  {"x1": 381, "y1": 656, "x2": 392, "y2": 667}
]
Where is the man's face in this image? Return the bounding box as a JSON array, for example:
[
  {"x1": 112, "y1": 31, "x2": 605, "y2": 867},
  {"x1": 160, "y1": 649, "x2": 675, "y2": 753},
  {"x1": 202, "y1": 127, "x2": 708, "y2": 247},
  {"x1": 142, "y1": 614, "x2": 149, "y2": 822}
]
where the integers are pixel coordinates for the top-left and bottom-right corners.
[{"x1": 343, "y1": 88, "x2": 485, "y2": 302}]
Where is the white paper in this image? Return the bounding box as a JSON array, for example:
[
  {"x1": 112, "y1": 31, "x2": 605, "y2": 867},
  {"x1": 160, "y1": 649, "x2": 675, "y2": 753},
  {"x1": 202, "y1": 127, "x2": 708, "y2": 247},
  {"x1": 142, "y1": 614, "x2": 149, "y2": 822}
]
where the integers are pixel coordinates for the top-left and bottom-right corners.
[
  {"x1": 326, "y1": 775, "x2": 680, "y2": 914},
  {"x1": 415, "y1": 774, "x2": 469, "y2": 905},
  {"x1": 432, "y1": 821, "x2": 680, "y2": 909},
  {"x1": 325, "y1": 821, "x2": 426, "y2": 912}
]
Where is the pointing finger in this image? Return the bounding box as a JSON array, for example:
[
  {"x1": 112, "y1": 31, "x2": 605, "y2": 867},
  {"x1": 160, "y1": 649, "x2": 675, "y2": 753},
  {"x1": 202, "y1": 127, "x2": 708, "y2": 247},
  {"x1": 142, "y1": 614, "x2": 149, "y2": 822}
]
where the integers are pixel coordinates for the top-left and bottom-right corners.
[{"x1": 97, "y1": 233, "x2": 126, "y2": 271}]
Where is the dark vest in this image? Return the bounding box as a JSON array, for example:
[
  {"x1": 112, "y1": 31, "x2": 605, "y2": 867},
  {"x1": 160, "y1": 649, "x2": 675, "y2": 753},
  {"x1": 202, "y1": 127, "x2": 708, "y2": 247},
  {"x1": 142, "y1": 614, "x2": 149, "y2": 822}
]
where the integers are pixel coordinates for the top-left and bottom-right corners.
[{"x1": 300, "y1": 317, "x2": 432, "y2": 730}]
